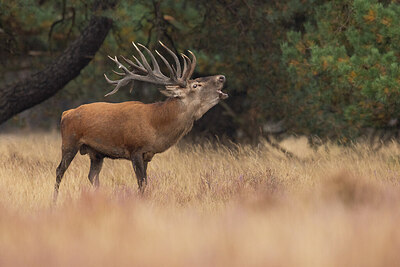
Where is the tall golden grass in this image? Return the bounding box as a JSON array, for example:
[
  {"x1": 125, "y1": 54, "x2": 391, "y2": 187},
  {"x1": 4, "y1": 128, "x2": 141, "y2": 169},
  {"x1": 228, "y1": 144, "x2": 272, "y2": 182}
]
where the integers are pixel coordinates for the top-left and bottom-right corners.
[{"x1": 1, "y1": 132, "x2": 400, "y2": 266}]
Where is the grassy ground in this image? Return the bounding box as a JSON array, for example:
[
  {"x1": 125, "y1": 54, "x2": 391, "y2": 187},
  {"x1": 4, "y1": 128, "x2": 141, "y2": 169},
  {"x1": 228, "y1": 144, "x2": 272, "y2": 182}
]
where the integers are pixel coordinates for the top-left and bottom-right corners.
[{"x1": 1, "y1": 132, "x2": 400, "y2": 266}]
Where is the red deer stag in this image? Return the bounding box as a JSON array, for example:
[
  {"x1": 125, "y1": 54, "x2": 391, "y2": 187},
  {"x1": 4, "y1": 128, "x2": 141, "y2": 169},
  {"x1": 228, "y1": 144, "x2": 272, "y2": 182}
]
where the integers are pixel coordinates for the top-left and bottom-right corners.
[{"x1": 53, "y1": 41, "x2": 228, "y2": 201}]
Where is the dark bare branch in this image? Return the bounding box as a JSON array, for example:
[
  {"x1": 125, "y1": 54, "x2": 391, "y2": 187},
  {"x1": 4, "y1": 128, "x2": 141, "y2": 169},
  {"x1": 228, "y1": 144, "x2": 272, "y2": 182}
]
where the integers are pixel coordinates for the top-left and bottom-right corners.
[{"x1": 0, "y1": 16, "x2": 113, "y2": 125}]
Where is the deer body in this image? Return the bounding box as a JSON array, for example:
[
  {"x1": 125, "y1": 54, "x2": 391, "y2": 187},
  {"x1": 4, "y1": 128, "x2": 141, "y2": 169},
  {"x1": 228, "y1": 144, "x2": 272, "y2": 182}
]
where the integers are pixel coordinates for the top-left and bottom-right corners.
[
  {"x1": 61, "y1": 98, "x2": 198, "y2": 159},
  {"x1": 53, "y1": 42, "x2": 227, "y2": 201}
]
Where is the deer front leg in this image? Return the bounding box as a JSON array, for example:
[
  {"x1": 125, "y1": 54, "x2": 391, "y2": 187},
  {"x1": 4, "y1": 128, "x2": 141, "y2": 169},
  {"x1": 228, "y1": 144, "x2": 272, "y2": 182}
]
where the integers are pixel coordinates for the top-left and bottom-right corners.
[
  {"x1": 131, "y1": 153, "x2": 146, "y2": 191},
  {"x1": 88, "y1": 155, "x2": 104, "y2": 188},
  {"x1": 142, "y1": 152, "x2": 154, "y2": 186},
  {"x1": 143, "y1": 161, "x2": 148, "y2": 186}
]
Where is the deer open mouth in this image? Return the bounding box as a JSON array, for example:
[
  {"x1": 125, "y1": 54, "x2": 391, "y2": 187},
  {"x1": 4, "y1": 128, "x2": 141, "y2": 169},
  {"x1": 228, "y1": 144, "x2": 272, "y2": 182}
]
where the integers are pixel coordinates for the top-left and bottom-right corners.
[{"x1": 218, "y1": 90, "x2": 228, "y2": 100}]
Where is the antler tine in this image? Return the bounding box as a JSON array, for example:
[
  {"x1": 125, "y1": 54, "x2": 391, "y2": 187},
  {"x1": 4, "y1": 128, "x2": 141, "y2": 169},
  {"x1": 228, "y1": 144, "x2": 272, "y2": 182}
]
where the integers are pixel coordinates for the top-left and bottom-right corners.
[
  {"x1": 107, "y1": 55, "x2": 132, "y2": 75},
  {"x1": 181, "y1": 53, "x2": 190, "y2": 80},
  {"x1": 137, "y1": 43, "x2": 166, "y2": 78},
  {"x1": 132, "y1": 42, "x2": 154, "y2": 76},
  {"x1": 112, "y1": 70, "x2": 125, "y2": 76},
  {"x1": 159, "y1": 41, "x2": 182, "y2": 78},
  {"x1": 186, "y1": 50, "x2": 197, "y2": 79},
  {"x1": 104, "y1": 75, "x2": 131, "y2": 96},
  {"x1": 104, "y1": 73, "x2": 117, "y2": 84},
  {"x1": 132, "y1": 55, "x2": 144, "y2": 68},
  {"x1": 181, "y1": 53, "x2": 193, "y2": 81},
  {"x1": 155, "y1": 50, "x2": 179, "y2": 83},
  {"x1": 104, "y1": 82, "x2": 128, "y2": 97},
  {"x1": 120, "y1": 55, "x2": 147, "y2": 75}
]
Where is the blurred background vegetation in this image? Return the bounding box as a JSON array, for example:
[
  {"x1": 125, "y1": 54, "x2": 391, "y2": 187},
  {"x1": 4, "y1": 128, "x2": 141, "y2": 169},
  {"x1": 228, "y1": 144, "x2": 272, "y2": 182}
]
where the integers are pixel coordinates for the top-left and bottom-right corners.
[{"x1": 1, "y1": 0, "x2": 399, "y2": 145}]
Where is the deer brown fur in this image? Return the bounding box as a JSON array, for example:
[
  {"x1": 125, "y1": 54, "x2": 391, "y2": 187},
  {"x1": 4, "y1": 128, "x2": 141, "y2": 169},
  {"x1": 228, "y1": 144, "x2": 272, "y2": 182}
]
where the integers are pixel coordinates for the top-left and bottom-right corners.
[{"x1": 53, "y1": 42, "x2": 228, "y2": 201}]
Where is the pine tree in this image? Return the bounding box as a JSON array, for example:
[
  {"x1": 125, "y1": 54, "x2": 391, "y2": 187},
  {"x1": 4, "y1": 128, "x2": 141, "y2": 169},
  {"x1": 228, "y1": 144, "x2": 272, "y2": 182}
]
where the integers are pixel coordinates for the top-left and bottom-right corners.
[{"x1": 282, "y1": 0, "x2": 400, "y2": 141}]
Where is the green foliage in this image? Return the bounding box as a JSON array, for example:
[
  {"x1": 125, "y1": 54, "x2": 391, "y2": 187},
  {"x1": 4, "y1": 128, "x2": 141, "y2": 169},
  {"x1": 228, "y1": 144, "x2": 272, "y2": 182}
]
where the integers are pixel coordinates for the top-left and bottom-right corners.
[
  {"x1": 5, "y1": 0, "x2": 400, "y2": 142},
  {"x1": 282, "y1": 0, "x2": 400, "y2": 141}
]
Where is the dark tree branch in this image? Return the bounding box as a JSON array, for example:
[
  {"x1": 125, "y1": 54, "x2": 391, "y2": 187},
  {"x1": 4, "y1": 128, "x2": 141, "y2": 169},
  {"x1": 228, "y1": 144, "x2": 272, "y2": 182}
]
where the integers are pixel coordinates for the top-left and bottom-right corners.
[{"x1": 0, "y1": 15, "x2": 113, "y2": 125}]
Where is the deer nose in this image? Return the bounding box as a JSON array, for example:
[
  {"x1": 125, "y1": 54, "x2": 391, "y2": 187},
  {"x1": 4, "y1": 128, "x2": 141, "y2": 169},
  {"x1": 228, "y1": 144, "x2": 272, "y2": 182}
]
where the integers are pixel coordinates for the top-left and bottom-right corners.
[{"x1": 218, "y1": 75, "x2": 225, "y2": 83}]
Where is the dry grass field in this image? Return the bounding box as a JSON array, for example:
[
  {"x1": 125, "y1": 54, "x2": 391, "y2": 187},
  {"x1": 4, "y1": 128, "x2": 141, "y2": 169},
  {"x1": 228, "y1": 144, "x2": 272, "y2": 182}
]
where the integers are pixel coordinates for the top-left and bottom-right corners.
[{"x1": 1, "y1": 132, "x2": 400, "y2": 266}]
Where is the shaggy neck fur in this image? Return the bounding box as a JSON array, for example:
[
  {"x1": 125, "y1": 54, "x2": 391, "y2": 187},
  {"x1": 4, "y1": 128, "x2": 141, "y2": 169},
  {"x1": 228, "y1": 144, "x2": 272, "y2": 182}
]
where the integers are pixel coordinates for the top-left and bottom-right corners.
[{"x1": 149, "y1": 97, "x2": 199, "y2": 152}]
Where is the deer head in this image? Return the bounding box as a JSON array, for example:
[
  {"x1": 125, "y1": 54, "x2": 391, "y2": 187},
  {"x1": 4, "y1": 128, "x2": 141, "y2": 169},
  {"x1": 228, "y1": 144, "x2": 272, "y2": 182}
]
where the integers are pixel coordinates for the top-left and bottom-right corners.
[{"x1": 104, "y1": 41, "x2": 228, "y2": 119}]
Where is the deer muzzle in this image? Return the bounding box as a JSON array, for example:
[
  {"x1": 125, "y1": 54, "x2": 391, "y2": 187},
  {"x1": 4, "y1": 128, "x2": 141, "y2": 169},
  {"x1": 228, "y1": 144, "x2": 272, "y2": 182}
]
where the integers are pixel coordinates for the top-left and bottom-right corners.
[{"x1": 217, "y1": 75, "x2": 228, "y2": 99}]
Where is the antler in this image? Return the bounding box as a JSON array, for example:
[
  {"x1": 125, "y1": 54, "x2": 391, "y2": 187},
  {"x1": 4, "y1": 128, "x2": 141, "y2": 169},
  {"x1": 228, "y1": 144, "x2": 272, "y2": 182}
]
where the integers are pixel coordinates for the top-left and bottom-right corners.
[{"x1": 104, "y1": 41, "x2": 196, "y2": 97}]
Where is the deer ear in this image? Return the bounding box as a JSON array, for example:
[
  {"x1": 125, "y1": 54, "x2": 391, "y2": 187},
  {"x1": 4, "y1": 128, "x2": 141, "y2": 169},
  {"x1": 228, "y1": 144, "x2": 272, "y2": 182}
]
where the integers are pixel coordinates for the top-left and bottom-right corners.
[{"x1": 160, "y1": 85, "x2": 185, "y2": 98}]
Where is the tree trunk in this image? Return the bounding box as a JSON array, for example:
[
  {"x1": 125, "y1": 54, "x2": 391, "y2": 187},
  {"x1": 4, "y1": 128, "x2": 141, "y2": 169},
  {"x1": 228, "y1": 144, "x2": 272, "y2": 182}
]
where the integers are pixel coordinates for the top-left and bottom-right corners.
[{"x1": 0, "y1": 16, "x2": 113, "y2": 125}]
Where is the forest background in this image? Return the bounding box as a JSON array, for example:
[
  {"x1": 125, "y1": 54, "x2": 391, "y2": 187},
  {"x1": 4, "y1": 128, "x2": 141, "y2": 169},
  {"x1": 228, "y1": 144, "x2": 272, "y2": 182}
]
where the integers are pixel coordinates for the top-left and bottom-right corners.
[{"x1": 1, "y1": 0, "x2": 399, "y2": 145}]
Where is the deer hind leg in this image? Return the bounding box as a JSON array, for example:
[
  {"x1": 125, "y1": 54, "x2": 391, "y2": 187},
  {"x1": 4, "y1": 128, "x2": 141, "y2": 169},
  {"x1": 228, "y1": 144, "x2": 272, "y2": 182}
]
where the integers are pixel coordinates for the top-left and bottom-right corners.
[
  {"x1": 88, "y1": 152, "x2": 104, "y2": 188},
  {"x1": 54, "y1": 148, "x2": 78, "y2": 202}
]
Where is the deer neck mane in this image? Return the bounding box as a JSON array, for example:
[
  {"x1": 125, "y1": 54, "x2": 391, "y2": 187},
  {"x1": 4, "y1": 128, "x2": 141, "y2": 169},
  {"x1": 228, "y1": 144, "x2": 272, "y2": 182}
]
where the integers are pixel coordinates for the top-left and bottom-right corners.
[{"x1": 149, "y1": 98, "x2": 198, "y2": 150}]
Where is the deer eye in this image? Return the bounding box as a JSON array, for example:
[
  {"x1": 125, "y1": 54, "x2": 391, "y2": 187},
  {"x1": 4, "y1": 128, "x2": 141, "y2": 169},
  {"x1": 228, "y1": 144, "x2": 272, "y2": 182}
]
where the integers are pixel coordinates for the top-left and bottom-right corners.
[{"x1": 192, "y1": 83, "x2": 202, "y2": 89}]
